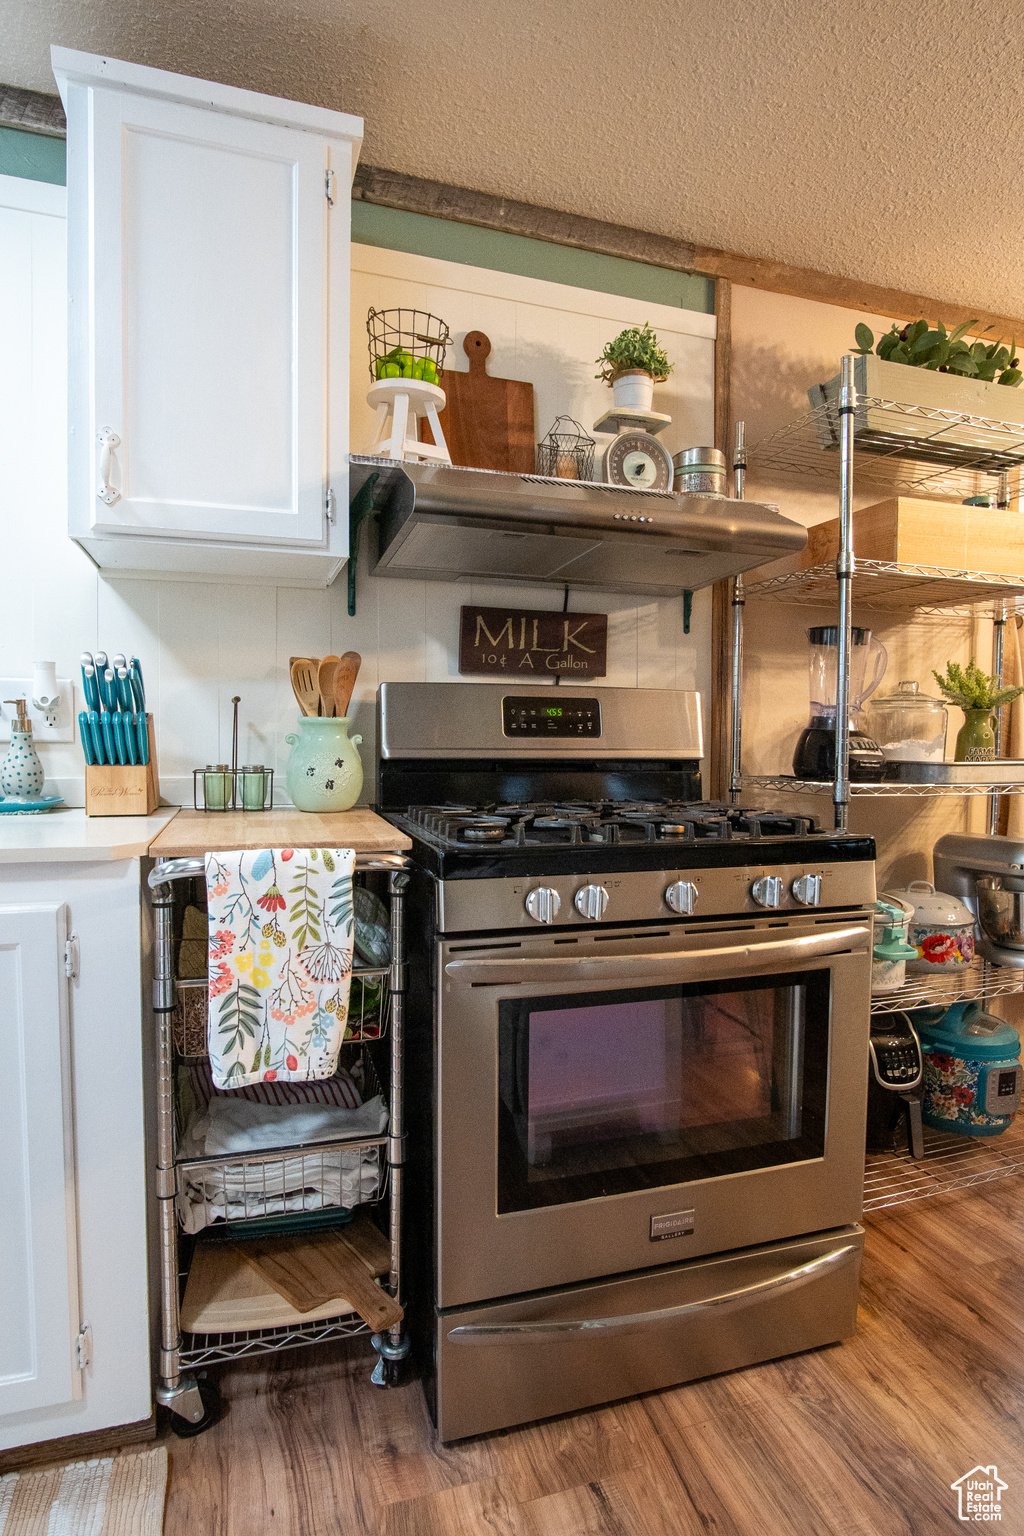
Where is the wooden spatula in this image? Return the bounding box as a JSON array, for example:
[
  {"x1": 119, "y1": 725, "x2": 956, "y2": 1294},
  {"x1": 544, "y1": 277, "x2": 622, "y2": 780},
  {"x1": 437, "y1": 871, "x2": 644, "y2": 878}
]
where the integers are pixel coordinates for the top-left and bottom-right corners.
[
  {"x1": 333, "y1": 651, "x2": 361, "y2": 719},
  {"x1": 289, "y1": 657, "x2": 320, "y2": 717},
  {"x1": 317, "y1": 655, "x2": 341, "y2": 716}
]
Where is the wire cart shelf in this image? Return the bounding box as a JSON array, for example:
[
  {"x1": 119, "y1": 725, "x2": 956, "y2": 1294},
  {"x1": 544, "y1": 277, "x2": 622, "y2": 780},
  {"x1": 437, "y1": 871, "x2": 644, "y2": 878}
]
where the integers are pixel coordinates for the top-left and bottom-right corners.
[
  {"x1": 149, "y1": 851, "x2": 412, "y2": 1433},
  {"x1": 750, "y1": 396, "x2": 1024, "y2": 503}
]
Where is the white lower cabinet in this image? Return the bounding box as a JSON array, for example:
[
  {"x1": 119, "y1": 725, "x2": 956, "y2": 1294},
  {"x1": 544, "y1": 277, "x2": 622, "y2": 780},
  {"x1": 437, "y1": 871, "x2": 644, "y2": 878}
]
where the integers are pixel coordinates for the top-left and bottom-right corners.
[
  {"x1": 0, "y1": 903, "x2": 79, "y2": 1417},
  {"x1": 0, "y1": 861, "x2": 151, "y2": 1454}
]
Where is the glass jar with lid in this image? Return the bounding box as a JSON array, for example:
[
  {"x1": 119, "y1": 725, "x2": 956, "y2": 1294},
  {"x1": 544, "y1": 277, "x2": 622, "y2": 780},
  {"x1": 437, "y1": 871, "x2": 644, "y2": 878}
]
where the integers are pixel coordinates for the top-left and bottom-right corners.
[{"x1": 865, "y1": 679, "x2": 948, "y2": 762}]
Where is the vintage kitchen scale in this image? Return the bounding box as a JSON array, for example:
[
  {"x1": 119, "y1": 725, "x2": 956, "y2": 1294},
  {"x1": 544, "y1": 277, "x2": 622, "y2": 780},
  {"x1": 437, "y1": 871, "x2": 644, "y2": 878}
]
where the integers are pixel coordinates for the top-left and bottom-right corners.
[{"x1": 592, "y1": 404, "x2": 675, "y2": 490}]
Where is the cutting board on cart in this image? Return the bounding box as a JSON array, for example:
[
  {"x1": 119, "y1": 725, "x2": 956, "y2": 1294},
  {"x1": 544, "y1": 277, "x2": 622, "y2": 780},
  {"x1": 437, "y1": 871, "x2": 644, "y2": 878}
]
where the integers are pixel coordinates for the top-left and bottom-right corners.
[{"x1": 423, "y1": 331, "x2": 535, "y2": 472}]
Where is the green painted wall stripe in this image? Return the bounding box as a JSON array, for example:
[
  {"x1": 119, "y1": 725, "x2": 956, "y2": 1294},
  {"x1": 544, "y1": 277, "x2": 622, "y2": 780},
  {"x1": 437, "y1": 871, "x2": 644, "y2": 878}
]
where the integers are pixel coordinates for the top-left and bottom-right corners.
[
  {"x1": 0, "y1": 124, "x2": 714, "y2": 316},
  {"x1": 0, "y1": 126, "x2": 66, "y2": 184},
  {"x1": 351, "y1": 200, "x2": 715, "y2": 315}
]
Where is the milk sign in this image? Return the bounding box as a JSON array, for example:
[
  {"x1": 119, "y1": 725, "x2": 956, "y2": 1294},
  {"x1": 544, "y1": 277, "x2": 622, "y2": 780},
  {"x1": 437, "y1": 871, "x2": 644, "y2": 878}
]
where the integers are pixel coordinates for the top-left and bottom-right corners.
[{"x1": 459, "y1": 605, "x2": 608, "y2": 678}]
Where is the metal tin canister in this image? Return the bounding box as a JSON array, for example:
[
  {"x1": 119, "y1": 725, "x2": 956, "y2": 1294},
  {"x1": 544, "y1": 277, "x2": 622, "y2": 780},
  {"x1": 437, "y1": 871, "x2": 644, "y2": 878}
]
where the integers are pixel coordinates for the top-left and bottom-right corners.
[{"x1": 673, "y1": 446, "x2": 727, "y2": 497}]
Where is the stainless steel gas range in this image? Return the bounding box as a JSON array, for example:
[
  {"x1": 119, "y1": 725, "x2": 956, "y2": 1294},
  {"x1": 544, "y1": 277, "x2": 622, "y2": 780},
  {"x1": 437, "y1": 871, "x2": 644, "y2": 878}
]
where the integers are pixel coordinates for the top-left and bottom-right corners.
[{"x1": 378, "y1": 682, "x2": 876, "y2": 1441}]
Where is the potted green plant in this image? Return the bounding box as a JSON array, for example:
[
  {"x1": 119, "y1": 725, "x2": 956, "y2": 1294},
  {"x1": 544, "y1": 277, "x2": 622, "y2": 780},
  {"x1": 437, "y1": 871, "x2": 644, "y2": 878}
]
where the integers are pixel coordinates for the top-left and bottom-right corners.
[
  {"x1": 810, "y1": 320, "x2": 1024, "y2": 455},
  {"x1": 596, "y1": 323, "x2": 672, "y2": 412},
  {"x1": 932, "y1": 659, "x2": 1023, "y2": 762}
]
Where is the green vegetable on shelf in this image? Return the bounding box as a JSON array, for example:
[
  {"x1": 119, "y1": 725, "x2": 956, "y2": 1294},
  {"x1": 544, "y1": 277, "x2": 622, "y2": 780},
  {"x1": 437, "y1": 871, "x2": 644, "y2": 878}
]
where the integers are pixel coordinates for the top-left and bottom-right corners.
[
  {"x1": 375, "y1": 349, "x2": 438, "y2": 383},
  {"x1": 932, "y1": 658, "x2": 1023, "y2": 712}
]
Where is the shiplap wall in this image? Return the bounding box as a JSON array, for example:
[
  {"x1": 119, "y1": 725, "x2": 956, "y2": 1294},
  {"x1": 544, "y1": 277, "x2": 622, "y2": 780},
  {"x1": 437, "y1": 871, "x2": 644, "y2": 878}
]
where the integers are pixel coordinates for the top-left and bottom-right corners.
[{"x1": 0, "y1": 175, "x2": 715, "y2": 805}]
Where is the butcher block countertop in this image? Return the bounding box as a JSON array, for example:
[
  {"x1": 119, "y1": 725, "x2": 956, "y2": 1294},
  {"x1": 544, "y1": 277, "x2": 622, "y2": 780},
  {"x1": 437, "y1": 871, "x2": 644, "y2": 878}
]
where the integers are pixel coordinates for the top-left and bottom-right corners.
[{"x1": 147, "y1": 807, "x2": 412, "y2": 858}]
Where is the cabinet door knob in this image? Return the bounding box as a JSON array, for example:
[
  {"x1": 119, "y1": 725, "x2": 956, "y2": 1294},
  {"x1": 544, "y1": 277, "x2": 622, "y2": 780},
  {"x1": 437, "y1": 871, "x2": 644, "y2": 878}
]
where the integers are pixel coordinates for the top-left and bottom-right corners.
[{"x1": 97, "y1": 428, "x2": 121, "y2": 505}]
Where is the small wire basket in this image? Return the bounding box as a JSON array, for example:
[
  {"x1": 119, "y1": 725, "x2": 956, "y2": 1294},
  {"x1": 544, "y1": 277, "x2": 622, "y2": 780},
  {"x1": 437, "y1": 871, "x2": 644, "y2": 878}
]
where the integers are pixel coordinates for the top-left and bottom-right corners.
[
  {"x1": 536, "y1": 416, "x2": 596, "y2": 481},
  {"x1": 367, "y1": 308, "x2": 450, "y2": 385}
]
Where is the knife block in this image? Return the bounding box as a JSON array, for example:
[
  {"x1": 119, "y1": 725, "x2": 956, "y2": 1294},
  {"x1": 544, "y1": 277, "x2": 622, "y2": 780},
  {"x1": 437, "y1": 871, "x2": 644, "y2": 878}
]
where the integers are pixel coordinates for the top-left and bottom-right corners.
[{"x1": 84, "y1": 714, "x2": 160, "y2": 816}]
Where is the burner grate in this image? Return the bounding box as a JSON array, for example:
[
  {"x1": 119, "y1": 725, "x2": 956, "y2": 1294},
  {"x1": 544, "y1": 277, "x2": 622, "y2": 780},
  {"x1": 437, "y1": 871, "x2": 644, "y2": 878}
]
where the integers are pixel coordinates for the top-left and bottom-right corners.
[{"x1": 397, "y1": 799, "x2": 825, "y2": 850}]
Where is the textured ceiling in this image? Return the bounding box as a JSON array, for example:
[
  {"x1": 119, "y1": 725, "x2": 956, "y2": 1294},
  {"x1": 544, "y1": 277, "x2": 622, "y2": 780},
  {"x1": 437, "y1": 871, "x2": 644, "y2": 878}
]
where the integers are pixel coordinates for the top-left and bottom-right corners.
[{"x1": 6, "y1": 0, "x2": 1024, "y2": 314}]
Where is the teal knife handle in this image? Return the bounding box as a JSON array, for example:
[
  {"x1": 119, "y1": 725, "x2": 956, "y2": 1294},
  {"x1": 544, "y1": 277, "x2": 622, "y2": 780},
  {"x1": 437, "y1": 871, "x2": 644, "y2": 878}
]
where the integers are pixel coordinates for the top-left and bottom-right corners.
[
  {"x1": 135, "y1": 712, "x2": 149, "y2": 765},
  {"x1": 78, "y1": 711, "x2": 96, "y2": 765},
  {"x1": 88, "y1": 710, "x2": 105, "y2": 764},
  {"x1": 100, "y1": 712, "x2": 117, "y2": 765}
]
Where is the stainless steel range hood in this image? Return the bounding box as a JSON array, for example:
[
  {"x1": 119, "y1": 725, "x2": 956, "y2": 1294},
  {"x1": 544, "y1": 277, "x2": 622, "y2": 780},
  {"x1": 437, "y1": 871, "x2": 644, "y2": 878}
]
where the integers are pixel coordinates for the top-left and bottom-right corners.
[{"x1": 350, "y1": 456, "x2": 805, "y2": 596}]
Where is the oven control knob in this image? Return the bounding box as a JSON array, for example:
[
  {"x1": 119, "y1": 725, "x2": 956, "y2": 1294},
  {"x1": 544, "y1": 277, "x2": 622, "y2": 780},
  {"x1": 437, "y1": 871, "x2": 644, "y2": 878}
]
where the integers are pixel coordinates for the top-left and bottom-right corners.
[
  {"x1": 751, "y1": 875, "x2": 784, "y2": 909},
  {"x1": 574, "y1": 883, "x2": 610, "y2": 920},
  {"x1": 791, "y1": 873, "x2": 822, "y2": 907},
  {"x1": 664, "y1": 880, "x2": 699, "y2": 915},
  {"x1": 525, "y1": 886, "x2": 562, "y2": 923}
]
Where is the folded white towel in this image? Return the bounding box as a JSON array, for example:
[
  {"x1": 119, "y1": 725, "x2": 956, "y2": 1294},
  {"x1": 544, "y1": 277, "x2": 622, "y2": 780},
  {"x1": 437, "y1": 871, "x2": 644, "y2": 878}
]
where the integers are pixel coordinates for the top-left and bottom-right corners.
[
  {"x1": 175, "y1": 1093, "x2": 388, "y2": 1234},
  {"x1": 181, "y1": 1094, "x2": 388, "y2": 1158}
]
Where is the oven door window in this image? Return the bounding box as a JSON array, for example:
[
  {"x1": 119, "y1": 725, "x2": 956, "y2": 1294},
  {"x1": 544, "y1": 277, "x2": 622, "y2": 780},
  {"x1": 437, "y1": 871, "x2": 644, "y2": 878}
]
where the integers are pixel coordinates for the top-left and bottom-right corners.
[{"x1": 497, "y1": 971, "x2": 828, "y2": 1213}]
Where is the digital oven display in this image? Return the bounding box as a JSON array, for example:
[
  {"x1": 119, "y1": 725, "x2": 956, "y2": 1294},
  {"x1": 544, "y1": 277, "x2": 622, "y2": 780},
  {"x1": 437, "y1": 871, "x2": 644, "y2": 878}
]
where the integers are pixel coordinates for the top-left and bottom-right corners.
[{"x1": 502, "y1": 696, "x2": 602, "y2": 737}]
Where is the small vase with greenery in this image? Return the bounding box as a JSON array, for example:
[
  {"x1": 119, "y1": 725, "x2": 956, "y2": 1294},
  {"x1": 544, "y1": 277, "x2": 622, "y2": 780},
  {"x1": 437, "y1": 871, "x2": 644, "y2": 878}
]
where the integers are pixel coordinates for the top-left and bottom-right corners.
[
  {"x1": 852, "y1": 319, "x2": 1022, "y2": 387},
  {"x1": 596, "y1": 323, "x2": 673, "y2": 411},
  {"x1": 932, "y1": 659, "x2": 1023, "y2": 762}
]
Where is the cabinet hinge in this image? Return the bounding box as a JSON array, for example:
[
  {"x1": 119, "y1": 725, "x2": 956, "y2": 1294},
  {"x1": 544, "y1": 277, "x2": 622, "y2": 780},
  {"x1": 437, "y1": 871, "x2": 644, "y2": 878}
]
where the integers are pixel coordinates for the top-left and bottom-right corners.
[
  {"x1": 326, "y1": 487, "x2": 337, "y2": 525},
  {"x1": 75, "y1": 1325, "x2": 92, "y2": 1371},
  {"x1": 325, "y1": 168, "x2": 336, "y2": 206},
  {"x1": 64, "y1": 935, "x2": 79, "y2": 980}
]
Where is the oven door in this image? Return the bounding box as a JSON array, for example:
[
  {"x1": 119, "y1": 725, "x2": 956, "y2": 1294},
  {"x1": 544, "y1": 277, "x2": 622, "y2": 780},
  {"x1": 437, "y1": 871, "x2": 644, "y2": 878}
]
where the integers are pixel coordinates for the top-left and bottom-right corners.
[{"x1": 437, "y1": 914, "x2": 872, "y2": 1307}]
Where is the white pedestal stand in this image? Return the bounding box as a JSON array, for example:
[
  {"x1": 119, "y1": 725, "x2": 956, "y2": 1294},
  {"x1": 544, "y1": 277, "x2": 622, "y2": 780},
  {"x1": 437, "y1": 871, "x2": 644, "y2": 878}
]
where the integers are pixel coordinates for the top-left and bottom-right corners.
[{"x1": 368, "y1": 378, "x2": 452, "y2": 464}]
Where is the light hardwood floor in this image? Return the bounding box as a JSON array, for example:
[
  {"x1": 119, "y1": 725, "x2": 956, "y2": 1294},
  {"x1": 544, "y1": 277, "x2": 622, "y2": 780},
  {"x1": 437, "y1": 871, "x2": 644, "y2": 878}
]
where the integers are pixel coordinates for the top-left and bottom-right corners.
[{"x1": 162, "y1": 1178, "x2": 1024, "y2": 1534}]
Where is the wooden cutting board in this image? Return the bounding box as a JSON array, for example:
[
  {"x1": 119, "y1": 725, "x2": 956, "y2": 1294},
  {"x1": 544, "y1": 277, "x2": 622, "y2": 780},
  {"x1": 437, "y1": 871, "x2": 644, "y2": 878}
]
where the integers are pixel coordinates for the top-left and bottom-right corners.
[
  {"x1": 425, "y1": 331, "x2": 535, "y2": 472},
  {"x1": 236, "y1": 1220, "x2": 402, "y2": 1331}
]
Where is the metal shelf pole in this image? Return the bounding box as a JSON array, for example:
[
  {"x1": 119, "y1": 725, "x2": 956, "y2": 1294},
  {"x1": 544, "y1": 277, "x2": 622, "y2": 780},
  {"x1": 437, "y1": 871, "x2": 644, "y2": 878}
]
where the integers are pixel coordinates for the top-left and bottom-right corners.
[
  {"x1": 729, "y1": 421, "x2": 746, "y2": 802},
  {"x1": 991, "y1": 604, "x2": 1007, "y2": 835},
  {"x1": 834, "y1": 355, "x2": 857, "y2": 831}
]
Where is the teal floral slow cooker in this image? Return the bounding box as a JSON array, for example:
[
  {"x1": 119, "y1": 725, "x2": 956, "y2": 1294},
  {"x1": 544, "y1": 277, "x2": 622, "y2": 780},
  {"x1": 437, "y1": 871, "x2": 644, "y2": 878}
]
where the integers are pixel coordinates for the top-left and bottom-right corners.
[{"x1": 917, "y1": 1002, "x2": 1023, "y2": 1137}]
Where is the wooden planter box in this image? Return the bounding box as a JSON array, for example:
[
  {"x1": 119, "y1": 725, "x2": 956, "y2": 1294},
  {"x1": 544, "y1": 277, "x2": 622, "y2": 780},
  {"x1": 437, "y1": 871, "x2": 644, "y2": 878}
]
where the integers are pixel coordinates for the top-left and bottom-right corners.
[
  {"x1": 798, "y1": 497, "x2": 1024, "y2": 577},
  {"x1": 84, "y1": 714, "x2": 160, "y2": 815},
  {"x1": 810, "y1": 355, "x2": 1024, "y2": 467}
]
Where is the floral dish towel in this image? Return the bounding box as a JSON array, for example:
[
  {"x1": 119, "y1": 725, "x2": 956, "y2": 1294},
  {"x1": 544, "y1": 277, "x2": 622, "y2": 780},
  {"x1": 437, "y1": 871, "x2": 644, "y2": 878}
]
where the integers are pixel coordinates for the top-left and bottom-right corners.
[{"x1": 205, "y1": 848, "x2": 356, "y2": 1089}]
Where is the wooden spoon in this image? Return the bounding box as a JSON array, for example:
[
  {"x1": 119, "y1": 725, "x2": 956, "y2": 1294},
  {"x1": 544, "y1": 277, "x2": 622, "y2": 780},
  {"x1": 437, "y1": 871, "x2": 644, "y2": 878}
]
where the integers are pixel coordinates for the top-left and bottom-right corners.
[
  {"x1": 317, "y1": 655, "x2": 342, "y2": 716},
  {"x1": 333, "y1": 651, "x2": 361, "y2": 719},
  {"x1": 290, "y1": 657, "x2": 320, "y2": 717}
]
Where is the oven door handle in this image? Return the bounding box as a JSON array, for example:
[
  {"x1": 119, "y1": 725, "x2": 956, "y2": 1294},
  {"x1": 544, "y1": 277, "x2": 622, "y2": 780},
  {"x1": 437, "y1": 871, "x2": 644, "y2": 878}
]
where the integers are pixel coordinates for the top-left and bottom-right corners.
[
  {"x1": 446, "y1": 1243, "x2": 859, "y2": 1345},
  {"x1": 444, "y1": 925, "x2": 868, "y2": 985}
]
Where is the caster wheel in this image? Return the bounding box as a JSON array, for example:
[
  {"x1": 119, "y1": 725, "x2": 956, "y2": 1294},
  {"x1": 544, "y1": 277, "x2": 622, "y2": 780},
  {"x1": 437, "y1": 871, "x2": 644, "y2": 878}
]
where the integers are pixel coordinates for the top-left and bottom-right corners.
[
  {"x1": 379, "y1": 1357, "x2": 403, "y2": 1388},
  {"x1": 165, "y1": 1378, "x2": 222, "y2": 1438}
]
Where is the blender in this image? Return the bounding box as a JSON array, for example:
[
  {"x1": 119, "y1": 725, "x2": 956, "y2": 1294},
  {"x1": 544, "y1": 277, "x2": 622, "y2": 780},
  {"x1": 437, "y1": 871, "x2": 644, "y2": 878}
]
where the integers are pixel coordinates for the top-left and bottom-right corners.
[{"x1": 792, "y1": 626, "x2": 887, "y2": 781}]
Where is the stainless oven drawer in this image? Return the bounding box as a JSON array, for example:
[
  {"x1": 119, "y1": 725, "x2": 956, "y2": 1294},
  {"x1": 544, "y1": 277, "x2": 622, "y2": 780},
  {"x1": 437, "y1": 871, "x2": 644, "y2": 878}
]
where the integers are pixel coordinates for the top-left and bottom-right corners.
[{"x1": 434, "y1": 1224, "x2": 864, "y2": 1441}]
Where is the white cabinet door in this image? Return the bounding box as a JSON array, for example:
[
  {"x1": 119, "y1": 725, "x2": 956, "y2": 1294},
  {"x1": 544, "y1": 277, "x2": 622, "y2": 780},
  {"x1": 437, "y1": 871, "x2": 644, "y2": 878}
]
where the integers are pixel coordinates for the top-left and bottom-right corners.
[
  {"x1": 0, "y1": 904, "x2": 80, "y2": 1416},
  {"x1": 79, "y1": 89, "x2": 330, "y2": 547}
]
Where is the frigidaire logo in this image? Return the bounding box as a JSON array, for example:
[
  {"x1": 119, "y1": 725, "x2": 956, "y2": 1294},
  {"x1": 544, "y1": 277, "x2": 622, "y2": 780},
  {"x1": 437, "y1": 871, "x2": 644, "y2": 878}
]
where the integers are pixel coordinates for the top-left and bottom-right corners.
[{"x1": 951, "y1": 1465, "x2": 1007, "y2": 1521}]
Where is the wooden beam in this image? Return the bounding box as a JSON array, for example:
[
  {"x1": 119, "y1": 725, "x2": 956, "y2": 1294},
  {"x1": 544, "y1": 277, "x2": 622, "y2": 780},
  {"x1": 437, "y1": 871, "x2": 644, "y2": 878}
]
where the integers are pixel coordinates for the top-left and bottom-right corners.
[
  {"x1": 6, "y1": 83, "x2": 1017, "y2": 337},
  {"x1": 0, "y1": 83, "x2": 66, "y2": 138},
  {"x1": 353, "y1": 163, "x2": 1024, "y2": 339}
]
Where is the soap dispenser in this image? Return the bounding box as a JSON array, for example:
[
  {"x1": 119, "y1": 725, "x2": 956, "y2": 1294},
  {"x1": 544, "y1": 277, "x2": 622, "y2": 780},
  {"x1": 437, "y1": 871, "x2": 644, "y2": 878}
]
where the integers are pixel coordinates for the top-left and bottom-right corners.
[{"x1": 1, "y1": 699, "x2": 46, "y2": 800}]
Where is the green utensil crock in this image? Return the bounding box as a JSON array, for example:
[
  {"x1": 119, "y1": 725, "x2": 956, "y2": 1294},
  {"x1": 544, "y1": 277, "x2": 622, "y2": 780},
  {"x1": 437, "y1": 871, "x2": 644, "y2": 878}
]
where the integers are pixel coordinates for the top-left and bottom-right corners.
[{"x1": 284, "y1": 717, "x2": 363, "y2": 812}]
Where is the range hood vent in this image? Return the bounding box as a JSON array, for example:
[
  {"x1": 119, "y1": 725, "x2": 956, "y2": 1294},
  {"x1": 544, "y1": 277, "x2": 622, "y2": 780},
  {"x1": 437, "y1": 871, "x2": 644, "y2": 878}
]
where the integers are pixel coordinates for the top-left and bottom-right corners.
[{"x1": 350, "y1": 456, "x2": 805, "y2": 596}]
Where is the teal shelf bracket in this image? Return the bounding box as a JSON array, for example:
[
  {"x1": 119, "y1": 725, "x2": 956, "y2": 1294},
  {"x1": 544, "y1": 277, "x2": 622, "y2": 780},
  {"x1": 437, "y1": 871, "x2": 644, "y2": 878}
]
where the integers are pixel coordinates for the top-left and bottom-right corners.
[
  {"x1": 683, "y1": 590, "x2": 693, "y2": 635},
  {"x1": 347, "y1": 471, "x2": 379, "y2": 617}
]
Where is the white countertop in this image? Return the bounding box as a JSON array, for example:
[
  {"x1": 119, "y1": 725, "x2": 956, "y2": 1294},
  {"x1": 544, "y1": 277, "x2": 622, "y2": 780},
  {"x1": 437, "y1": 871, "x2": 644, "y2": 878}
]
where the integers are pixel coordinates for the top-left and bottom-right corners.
[{"x1": 0, "y1": 806, "x2": 179, "y2": 863}]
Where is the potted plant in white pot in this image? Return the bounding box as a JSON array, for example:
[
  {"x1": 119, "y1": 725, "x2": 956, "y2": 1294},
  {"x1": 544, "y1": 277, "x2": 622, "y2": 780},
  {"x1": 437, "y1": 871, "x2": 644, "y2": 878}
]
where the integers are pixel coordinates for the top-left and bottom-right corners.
[{"x1": 596, "y1": 323, "x2": 673, "y2": 412}]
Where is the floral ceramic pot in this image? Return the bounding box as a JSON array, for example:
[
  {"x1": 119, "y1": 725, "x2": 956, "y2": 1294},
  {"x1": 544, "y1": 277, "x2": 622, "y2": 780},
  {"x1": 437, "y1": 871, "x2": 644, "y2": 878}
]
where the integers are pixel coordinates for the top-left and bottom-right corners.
[
  {"x1": 881, "y1": 881, "x2": 976, "y2": 973},
  {"x1": 1, "y1": 726, "x2": 45, "y2": 798},
  {"x1": 284, "y1": 717, "x2": 363, "y2": 812}
]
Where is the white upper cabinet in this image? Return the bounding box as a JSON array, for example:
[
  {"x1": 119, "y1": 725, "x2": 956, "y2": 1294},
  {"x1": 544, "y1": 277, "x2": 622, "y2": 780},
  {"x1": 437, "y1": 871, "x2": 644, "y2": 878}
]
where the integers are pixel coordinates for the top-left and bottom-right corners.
[{"x1": 53, "y1": 49, "x2": 362, "y2": 586}]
